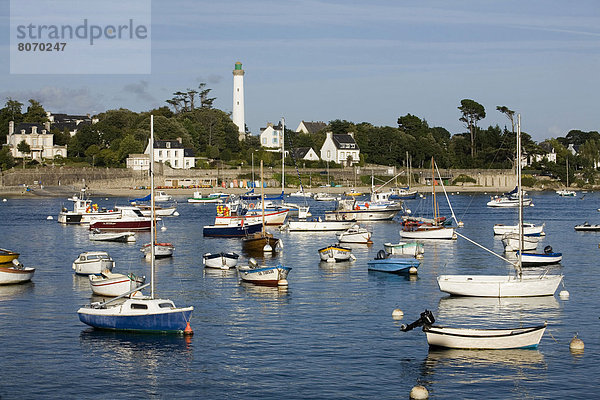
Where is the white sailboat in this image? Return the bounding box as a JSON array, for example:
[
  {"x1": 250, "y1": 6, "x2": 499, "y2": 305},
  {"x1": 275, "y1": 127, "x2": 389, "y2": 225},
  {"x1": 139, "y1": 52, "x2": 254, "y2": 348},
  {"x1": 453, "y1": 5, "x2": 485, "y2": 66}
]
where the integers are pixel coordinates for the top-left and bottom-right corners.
[
  {"x1": 77, "y1": 115, "x2": 194, "y2": 333},
  {"x1": 437, "y1": 115, "x2": 563, "y2": 297},
  {"x1": 556, "y1": 158, "x2": 576, "y2": 196}
]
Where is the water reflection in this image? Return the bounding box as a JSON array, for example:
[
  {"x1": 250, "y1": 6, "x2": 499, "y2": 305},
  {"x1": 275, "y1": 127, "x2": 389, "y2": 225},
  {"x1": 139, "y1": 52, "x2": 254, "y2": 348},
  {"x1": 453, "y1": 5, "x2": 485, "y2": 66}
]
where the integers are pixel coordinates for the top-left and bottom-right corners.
[
  {"x1": 424, "y1": 347, "x2": 546, "y2": 372},
  {"x1": 203, "y1": 267, "x2": 237, "y2": 279},
  {"x1": 318, "y1": 260, "x2": 353, "y2": 279},
  {"x1": 0, "y1": 281, "x2": 34, "y2": 299},
  {"x1": 72, "y1": 274, "x2": 91, "y2": 292},
  {"x1": 237, "y1": 280, "x2": 291, "y2": 300}
]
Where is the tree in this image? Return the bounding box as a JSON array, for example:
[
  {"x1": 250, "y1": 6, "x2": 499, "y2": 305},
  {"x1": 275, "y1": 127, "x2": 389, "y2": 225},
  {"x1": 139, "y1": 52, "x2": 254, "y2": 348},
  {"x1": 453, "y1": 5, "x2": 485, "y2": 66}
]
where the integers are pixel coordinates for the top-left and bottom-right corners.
[
  {"x1": 496, "y1": 105, "x2": 515, "y2": 134},
  {"x1": 17, "y1": 140, "x2": 31, "y2": 167},
  {"x1": 0, "y1": 146, "x2": 15, "y2": 170},
  {"x1": 0, "y1": 98, "x2": 24, "y2": 144},
  {"x1": 23, "y1": 99, "x2": 48, "y2": 124},
  {"x1": 458, "y1": 99, "x2": 486, "y2": 158}
]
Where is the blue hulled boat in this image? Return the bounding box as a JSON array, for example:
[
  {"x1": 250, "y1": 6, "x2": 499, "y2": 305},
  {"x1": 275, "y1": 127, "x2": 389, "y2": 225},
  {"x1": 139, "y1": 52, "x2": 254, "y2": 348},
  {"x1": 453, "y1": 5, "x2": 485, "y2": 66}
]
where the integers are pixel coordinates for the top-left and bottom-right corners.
[
  {"x1": 367, "y1": 250, "x2": 420, "y2": 274},
  {"x1": 203, "y1": 220, "x2": 263, "y2": 237}
]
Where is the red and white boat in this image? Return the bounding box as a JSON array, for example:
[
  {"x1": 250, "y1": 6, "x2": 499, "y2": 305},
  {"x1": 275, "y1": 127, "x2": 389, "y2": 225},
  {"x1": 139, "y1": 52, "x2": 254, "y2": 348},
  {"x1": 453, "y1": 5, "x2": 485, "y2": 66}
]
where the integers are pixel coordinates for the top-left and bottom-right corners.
[
  {"x1": 0, "y1": 259, "x2": 35, "y2": 285},
  {"x1": 58, "y1": 189, "x2": 120, "y2": 224},
  {"x1": 89, "y1": 271, "x2": 145, "y2": 297},
  {"x1": 89, "y1": 206, "x2": 152, "y2": 231}
]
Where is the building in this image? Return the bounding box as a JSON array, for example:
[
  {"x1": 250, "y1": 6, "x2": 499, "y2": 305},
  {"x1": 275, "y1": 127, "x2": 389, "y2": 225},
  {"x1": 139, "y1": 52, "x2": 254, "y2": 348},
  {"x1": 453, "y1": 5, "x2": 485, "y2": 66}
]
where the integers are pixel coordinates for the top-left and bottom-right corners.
[
  {"x1": 531, "y1": 142, "x2": 557, "y2": 164},
  {"x1": 259, "y1": 122, "x2": 283, "y2": 150},
  {"x1": 126, "y1": 154, "x2": 150, "y2": 171},
  {"x1": 232, "y1": 61, "x2": 245, "y2": 141},
  {"x1": 296, "y1": 121, "x2": 327, "y2": 134},
  {"x1": 320, "y1": 131, "x2": 360, "y2": 166},
  {"x1": 5, "y1": 121, "x2": 67, "y2": 160},
  {"x1": 139, "y1": 138, "x2": 196, "y2": 169},
  {"x1": 46, "y1": 112, "x2": 97, "y2": 137},
  {"x1": 290, "y1": 147, "x2": 320, "y2": 162}
]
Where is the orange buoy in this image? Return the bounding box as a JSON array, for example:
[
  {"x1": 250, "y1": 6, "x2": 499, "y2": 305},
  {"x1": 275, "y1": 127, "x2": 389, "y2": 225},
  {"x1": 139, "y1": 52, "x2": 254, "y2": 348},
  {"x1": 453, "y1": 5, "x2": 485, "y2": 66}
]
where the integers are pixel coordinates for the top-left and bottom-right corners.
[{"x1": 184, "y1": 321, "x2": 194, "y2": 335}]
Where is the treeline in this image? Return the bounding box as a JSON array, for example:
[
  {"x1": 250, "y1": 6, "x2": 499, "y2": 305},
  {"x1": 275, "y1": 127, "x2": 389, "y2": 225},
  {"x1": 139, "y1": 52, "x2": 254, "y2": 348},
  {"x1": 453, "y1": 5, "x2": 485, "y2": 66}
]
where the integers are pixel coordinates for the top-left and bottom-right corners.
[{"x1": 1, "y1": 90, "x2": 599, "y2": 186}]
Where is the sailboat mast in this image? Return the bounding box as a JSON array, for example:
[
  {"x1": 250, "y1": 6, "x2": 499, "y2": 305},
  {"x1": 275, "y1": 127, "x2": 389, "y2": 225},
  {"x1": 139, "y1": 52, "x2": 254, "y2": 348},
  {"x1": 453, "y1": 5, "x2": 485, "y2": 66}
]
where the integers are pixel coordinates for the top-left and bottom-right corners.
[
  {"x1": 517, "y1": 114, "x2": 523, "y2": 277},
  {"x1": 150, "y1": 115, "x2": 155, "y2": 298},
  {"x1": 261, "y1": 160, "x2": 265, "y2": 233},
  {"x1": 281, "y1": 117, "x2": 285, "y2": 193},
  {"x1": 431, "y1": 157, "x2": 438, "y2": 223}
]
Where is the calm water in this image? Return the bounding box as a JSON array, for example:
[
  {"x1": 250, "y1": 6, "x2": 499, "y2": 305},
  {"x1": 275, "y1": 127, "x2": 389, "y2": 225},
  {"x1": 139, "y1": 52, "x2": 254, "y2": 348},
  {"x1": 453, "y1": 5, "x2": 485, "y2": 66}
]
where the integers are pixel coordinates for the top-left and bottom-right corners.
[{"x1": 0, "y1": 191, "x2": 598, "y2": 399}]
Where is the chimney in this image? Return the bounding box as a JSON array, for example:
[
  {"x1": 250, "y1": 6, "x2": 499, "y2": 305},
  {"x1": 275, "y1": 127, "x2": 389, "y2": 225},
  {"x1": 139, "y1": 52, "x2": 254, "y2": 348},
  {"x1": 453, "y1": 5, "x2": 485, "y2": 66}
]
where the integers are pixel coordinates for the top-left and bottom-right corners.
[
  {"x1": 347, "y1": 132, "x2": 354, "y2": 139},
  {"x1": 44, "y1": 121, "x2": 51, "y2": 131},
  {"x1": 326, "y1": 131, "x2": 333, "y2": 140},
  {"x1": 267, "y1": 122, "x2": 273, "y2": 128},
  {"x1": 8, "y1": 121, "x2": 14, "y2": 135},
  {"x1": 32, "y1": 126, "x2": 37, "y2": 134},
  {"x1": 176, "y1": 137, "x2": 182, "y2": 144}
]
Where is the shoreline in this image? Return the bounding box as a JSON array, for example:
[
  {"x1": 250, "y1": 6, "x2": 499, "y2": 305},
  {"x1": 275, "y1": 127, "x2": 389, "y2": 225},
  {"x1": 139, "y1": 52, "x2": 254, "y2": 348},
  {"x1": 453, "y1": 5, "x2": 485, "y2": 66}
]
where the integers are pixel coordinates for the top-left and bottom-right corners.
[{"x1": 0, "y1": 184, "x2": 570, "y2": 199}]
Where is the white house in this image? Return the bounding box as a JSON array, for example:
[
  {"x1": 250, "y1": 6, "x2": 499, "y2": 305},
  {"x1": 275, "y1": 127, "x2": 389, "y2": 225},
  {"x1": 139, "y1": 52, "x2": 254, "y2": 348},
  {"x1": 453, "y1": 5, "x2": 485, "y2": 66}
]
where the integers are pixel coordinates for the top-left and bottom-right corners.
[
  {"x1": 296, "y1": 121, "x2": 326, "y2": 134},
  {"x1": 259, "y1": 122, "x2": 283, "y2": 150},
  {"x1": 291, "y1": 147, "x2": 320, "y2": 162},
  {"x1": 46, "y1": 111, "x2": 97, "y2": 137},
  {"x1": 320, "y1": 131, "x2": 360, "y2": 166},
  {"x1": 531, "y1": 142, "x2": 557, "y2": 164},
  {"x1": 5, "y1": 121, "x2": 67, "y2": 160},
  {"x1": 140, "y1": 138, "x2": 196, "y2": 169}
]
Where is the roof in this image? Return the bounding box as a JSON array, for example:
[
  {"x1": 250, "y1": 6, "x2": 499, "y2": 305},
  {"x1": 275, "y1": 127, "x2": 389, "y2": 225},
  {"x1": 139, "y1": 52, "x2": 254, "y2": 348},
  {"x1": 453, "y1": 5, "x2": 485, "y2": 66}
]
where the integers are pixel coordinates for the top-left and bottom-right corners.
[
  {"x1": 301, "y1": 121, "x2": 326, "y2": 134},
  {"x1": 184, "y1": 148, "x2": 195, "y2": 157},
  {"x1": 291, "y1": 147, "x2": 312, "y2": 159},
  {"x1": 14, "y1": 123, "x2": 46, "y2": 134},
  {"x1": 332, "y1": 134, "x2": 358, "y2": 150},
  {"x1": 154, "y1": 140, "x2": 185, "y2": 149}
]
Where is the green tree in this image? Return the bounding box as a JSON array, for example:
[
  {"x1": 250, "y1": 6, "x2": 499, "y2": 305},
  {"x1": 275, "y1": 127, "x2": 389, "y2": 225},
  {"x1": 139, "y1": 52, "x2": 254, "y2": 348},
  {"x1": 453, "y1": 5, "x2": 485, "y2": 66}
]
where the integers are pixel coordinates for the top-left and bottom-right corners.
[
  {"x1": 0, "y1": 98, "x2": 24, "y2": 144},
  {"x1": 496, "y1": 105, "x2": 515, "y2": 134},
  {"x1": 458, "y1": 99, "x2": 486, "y2": 158},
  {"x1": 17, "y1": 140, "x2": 31, "y2": 167},
  {"x1": 0, "y1": 146, "x2": 15, "y2": 170},
  {"x1": 23, "y1": 99, "x2": 48, "y2": 124}
]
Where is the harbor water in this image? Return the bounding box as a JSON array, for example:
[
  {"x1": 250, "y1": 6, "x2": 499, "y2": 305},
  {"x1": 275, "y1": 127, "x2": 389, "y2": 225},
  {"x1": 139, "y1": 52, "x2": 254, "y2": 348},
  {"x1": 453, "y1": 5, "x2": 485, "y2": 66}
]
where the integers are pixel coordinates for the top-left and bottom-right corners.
[{"x1": 0, "y1": 191, "x2": 598, "y2": 399}]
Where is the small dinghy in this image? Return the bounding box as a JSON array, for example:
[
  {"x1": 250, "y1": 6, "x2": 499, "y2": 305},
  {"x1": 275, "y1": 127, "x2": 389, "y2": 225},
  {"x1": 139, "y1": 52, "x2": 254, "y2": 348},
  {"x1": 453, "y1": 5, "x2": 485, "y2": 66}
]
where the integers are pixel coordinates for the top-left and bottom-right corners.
[
  {"x1": 401, "y1": 310, "x2": 547, "y2": 350},
  {"x1": 89, "y1": 229, "x2": 136, "y2": 243},
  {"x1": 203, "y1": 252, "x2": 240, "y2": 269},
  {"x1": 318, "y1": 244, "x2": 356, "y2": 262},
  {"x1": 236, "y1": 258, "x2": 291, "y2": 286},
  {"x1": 574, "y1": 222, "x2": 600, "y2": 231}
]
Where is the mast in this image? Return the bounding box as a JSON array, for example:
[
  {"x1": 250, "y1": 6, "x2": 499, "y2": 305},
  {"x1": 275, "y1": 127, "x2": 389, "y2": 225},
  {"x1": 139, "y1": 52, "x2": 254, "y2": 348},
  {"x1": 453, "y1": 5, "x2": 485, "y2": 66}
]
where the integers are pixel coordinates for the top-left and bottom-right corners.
[
  {"x1": 150, "y1": 115, "x2": 155, "y2": 298},
  {"x1": 281, "y1": 117, "x2": 285, "y2": 193},
  {"x1": 517, "y1": 114, "x2": 523, "y2": 277},
  {"x1": 431, "y1": 157, "x2": 438, "y2": 224},
  {"x1": 261, "y1": 160, "x2": 265, "y2": 234}
]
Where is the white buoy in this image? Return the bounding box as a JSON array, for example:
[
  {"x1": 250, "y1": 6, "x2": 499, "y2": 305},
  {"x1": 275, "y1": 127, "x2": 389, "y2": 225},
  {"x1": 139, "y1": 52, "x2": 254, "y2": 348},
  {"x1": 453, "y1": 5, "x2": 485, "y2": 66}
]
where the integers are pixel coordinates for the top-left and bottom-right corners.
[
  {"x1": 350, "y1": 254, "x2": 357, "y2": 261},
  {"x1": 409, "y1": 266, "x2": 418, "y2": 274},
  {"x1": 2, "y1": 198, "x2": 6, "y2": 202},
  {"x1": 406, "y1": 209, "x2": 412, "y2": 214},
  {"x1": 559, "y1": 290, "x2": 570, "y2": 300},
  {"x1": 161, "y1": 226, "x2": 167, "y2": 231},
  {"x1": 410, "y1": 385, "x2": 429, "y2": 399},
  {"x1": 173, "y1": 211, "x2": 180, "y2": 216},
  {"x1": 46, "y1": 215, "x2": 53, "y2": 220},
  {"x1": 277, "y1": 279, "x2": 288, "y2": 286},
  {"x1": 392, "y1": 308, "x2": 404, "y2": 320},
  {"x1": 263, "y1": 244, "x2": 273, "y2": 252},
  {"x1": 570, "y1": 335, "x2": 584, "y2": 351}
]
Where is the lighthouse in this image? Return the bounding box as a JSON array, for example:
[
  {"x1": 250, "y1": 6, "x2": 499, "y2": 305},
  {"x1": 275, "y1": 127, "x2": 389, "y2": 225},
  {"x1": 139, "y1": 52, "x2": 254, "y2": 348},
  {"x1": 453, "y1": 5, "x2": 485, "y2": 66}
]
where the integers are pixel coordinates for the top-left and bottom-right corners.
[{"x1": 232, "y1": 61, "x2": 245, "y2": 140}]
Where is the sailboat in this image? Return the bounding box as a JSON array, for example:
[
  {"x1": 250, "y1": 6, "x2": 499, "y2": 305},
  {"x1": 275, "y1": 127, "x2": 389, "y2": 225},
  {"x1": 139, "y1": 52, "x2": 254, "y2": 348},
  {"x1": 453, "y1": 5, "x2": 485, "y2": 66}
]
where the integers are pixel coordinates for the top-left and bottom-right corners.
[
  {"x1": 400, "y1": 157, "x2": 456, "y2": 240},
  {"x1": 140, "y1": 200, "x2": 174, "y2": 259},
  {"x1": 391, "y1": 152, "x2": 418, "y2": 199},
  {"x1": 241, "y1": 160, "x2": 282, "y2": 254},
  {"x1": 437, "y1": 115, "x2": 563, "y2": 297},
  {"x1": 556, "y1": 158, "x2": 576, "y2": 196},
  {"x1": 77, "y1": 115, "x2": 194, "y2": 333}
]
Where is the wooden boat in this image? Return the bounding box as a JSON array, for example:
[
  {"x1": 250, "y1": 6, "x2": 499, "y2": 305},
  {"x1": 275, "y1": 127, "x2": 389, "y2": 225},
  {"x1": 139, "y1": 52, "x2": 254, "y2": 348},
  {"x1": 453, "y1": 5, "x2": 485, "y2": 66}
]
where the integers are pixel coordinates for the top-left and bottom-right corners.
[
  {"x1": 72, "y1": 251, "x2": 115, "y2": 275},
  {"x1": 437, "y1": 115, "x2": 563, "y2": 298},
  {"x1": 203, "y1": 220, "x2": 262, "y2": 237},
  {"x1": 318, "y1": 244, "x2": 355, "y2": 262},
  {"x1": 336, "y1": 224, "x2": 372, "y2": 244},
  {"x1": 77, "y1": 115, "x2": 193, "y2": 334},
  {"x1": 242, "y1": 161, "x2": 282, "y2": 253},
  {"x1": 367, "y1": 250, "x2": 420, "y2": 274},
  {"x1": 383, "y1": 242, "x2": 424, "y2": 258},
  {"x1": 89, "y1": 229, "x2": 136, "y2": 243},
  {"x1": 493, "y1": 222, "x2": 545, "y2": 236},
  {"x1": 401, "y1": 310, "x2": 546, "y2": 349},
  {"x1": 89, "y1": 271, "x2": 145, "y2": 297},
  {"x1": 89, "y1": 207, "x2": 152, "y2": 231},
  {"x1": 0, "y1": 260, "x2": 35, "y2": 285},
  {"x1": 203, "y1": 252, "x2": 240, "y2": 269},
  {"x1": 574, "y1": 222, "x2": 600, "y2": 231},
  {"x1": 400, "y1": 222, "x2": 456, "y2": 240},
  {"x1": 0, "y1": 248, "x2": 20, "y2": 264},
  {"x1": 236, "y1": 259, "x2": 291, "y2": 286}
]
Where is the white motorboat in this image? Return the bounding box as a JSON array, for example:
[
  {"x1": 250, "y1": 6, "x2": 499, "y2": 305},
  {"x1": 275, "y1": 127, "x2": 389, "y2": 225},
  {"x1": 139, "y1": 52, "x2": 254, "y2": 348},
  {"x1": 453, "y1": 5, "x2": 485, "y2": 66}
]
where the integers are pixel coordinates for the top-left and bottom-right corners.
[
  {"x1": 203, "y1": 252, "x2": 240, "y2": 269},
  {"x1": 287, "y1": 218, "x2": 354, "y2": 231},
  {"x1": 401, "y1": 310, "x2": 547, "y2": 349},
  {"x1": 573, "y1": 222, "x2": 600, "y2": 231},
  {"x1": 236, "y1": 258, "x2": 291, "y2": 286},
  {"x1": 133, "y1": 204, "x2": 178, "y2": 217},
  {"x1": 493, "y1": 222, "x2": 544, "y2": 236},
  {"x1": 487, "y1": 194, "x2": 532, "y2": 207},
  {"x1": 72, "y1": 251, "x2": 115, "y2": 275},
  {"x1": 318, "y1": 244, "x2": 355, "y2": 262},
  {"x1": 154, "y1": 191, "x2": 172, "y2": 202},
  {"x1": 89, "y1": 271, "x2": 145, "y2": 297},
  {"x1": 314, "y1": 192, "x2": 337, "y2": 201},
  {"x1": 383, "y1": 242, "x2": 424, "y2": 258},
  {"x1": 0, "y1": 259, "x2": 35, "y2": 285},
  {"x1": 289, "y1": 190, "x2": 313, "y2": 198},
  {"x1": 89, "y1": 229, "x2": 136, "y2": 243},
  {"x1": 336, "y1": 224, "x2": 372, "y2": 244},
  {"x1": 501, "y1": 233, "x2": 539, "y2": 252},
  {"x1": 58, "y1": 189, "x2": 120, "y2": 224},
  {"x1": 518, "y1": 246, "x2": 562, "y2": 266},
  {"x1": 556, "y1": 189, "x2": 576, "y2": 197}
]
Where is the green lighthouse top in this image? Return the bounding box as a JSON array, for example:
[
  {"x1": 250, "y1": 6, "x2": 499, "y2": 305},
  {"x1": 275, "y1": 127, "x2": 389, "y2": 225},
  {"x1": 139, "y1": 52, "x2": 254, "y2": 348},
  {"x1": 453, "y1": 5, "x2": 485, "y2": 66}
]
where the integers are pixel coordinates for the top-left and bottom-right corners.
[{"x1": 235, "y1": 62, "x2": 242, "y2": 70}]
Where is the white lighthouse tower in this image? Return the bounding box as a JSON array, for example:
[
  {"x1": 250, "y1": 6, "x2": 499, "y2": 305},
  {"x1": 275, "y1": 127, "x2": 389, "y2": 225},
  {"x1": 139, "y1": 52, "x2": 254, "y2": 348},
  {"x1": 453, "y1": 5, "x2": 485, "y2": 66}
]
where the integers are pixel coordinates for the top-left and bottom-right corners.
[{"x1": 232, "y1": 61, "x2": 245, "y2": 140}]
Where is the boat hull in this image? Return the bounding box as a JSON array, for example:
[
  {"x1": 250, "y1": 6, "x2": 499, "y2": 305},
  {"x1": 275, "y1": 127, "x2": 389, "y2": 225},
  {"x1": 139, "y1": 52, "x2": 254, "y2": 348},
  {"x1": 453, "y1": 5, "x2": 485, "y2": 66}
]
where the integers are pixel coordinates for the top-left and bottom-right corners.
[
  {"x1": 89, "y1": 273, "x2": 145, "y2": 297},
  {"x1": 318, "y1": 245, "x2": 353, "y2": 262},
  {"x1": 203, "y1": 222, "x2": 262, "y2": 237},
  {"x1": 288, "y1": 220, "x2": 354, "y2": 231},
  {"x1": 78, "y1": 299, "x2": 193, "y2": 333},
  {"x1": 367, "y1": 258, "x2": 420, "y2": 273},
  {"x1": 203, "y1": 252, "x2": 239, "y2": 269},
  {"x1": 0, "y1": 264, "x2": 35, "y2": 285},
  {"x1": 501, "y1": 234, "x2": 538, "y2": 251},
  {"x1": 493, "y1": 223, "x2": 545, "y2": 236},
  {"x1": 424, "y1": 325, "x2": 546, "y2": 349},
  {"x1": 242, "y1": 234, "x2": 281, "y2": 253},
  {"x1": 236, "y1": 265, "x2": 291, "y2": 286},
  {"x1": 89, "y1": 231, "x2": 136, "y2": 242},
  {"x1": 89, "y1": 220, "x2": 151, "y2": 232},
  {"x1": 400, "y1": 226, "x2": 456, "y2": 240},
  {"x1": 215, "y1": 209, "x2": 288, "y2": 226},
  {"x1": 437, "y1": 274, "x2": 563, "y2": 297},
  {"x1": 519, "y1": 252, "x2": 563, "y2": 266},
  {"x1": 0, "y1": 249, "x2": 20, "y2": 263}
]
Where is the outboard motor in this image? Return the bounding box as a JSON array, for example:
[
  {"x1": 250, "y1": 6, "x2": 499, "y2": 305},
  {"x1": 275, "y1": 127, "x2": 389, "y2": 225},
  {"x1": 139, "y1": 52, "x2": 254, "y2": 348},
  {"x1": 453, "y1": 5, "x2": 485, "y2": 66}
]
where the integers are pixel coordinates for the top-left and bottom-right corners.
[
  {"x1": 401, "y1": 310, "x2": 435, "y2": 332},
  {"x1": 248, "y1": 258, "x2": 258, "y2": 268},
  {"x1": 376, "y1": 249, "x2": 387, "y2": 260},
  {"x1": 544, "y1": 245, "x2": 553, "y2": 254}
]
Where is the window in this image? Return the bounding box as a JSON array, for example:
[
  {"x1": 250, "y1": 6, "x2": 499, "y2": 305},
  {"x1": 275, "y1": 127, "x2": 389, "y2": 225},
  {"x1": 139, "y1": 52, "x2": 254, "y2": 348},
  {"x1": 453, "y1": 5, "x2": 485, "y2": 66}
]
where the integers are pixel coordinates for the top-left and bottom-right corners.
[
  {"x1": 327, "y1": 150, "x2": 331, "y2": 158},
  {"x1": 340, "y1": 152, "x2": 344, "y2": 160},
  {"x1": 158, "y1": 150, "x2": 162, "y2": 157},
  {"x1": 272, "y1": 138, "x2": 277, "y2": 144},
  {"x1": 131, "y1": 303, "x2": 148, "y2": 310},
  {"x1": 166, "y1": 142, "x2": 171, "y2": 149},
  {"x1": 167, "y1": 150, "x2": 170, "y2": 157},
  {"x1": 159, "y1": 302, "x2": 174, "y2": 309},
  {"x1": 174, "y1": 160, "x2": 178, "y2": 167},
  {"x1": 262, "y1": 138, "x2": 267, "y2": 144}
]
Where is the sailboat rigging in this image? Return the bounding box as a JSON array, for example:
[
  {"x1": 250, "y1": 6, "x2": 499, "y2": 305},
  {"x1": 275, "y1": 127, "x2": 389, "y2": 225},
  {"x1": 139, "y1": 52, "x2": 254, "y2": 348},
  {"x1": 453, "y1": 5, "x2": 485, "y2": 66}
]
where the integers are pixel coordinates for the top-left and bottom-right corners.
[{"x1": 77, "y1": 115, "x2": 193, "y2": 333}]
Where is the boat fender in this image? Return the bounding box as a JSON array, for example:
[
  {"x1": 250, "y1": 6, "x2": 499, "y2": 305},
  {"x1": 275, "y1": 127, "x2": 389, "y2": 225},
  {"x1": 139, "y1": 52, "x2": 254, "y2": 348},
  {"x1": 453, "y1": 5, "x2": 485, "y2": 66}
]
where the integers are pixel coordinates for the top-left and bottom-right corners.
[{"x1": 544, "y1": 245, "x2": 553, "y2": 254}]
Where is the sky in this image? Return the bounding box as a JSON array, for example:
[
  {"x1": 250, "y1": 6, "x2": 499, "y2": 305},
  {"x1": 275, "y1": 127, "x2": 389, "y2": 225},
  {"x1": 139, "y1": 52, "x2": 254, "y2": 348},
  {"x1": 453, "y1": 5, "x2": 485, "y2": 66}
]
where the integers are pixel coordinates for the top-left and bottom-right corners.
[{"x1": 1, "y1": 0, "x2": 599, "y2": 142}]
